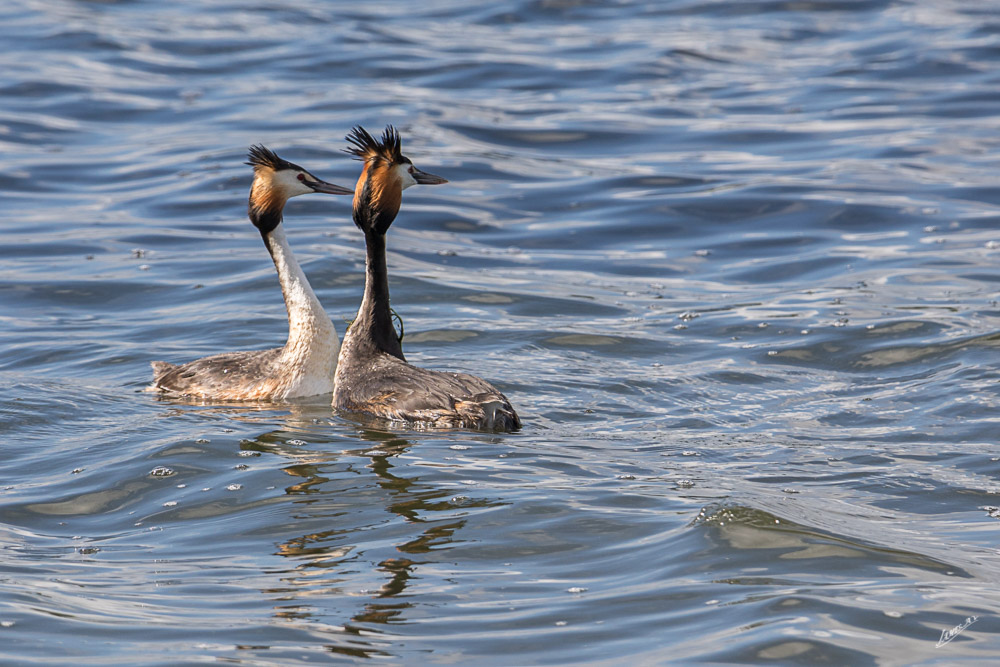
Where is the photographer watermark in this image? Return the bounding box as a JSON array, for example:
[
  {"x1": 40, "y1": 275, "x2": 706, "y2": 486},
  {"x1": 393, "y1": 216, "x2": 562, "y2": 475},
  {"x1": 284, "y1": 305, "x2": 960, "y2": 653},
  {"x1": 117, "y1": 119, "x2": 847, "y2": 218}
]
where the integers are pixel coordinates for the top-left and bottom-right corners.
[{"x1": 936, "y1": 615, "x2": 977, "y2": 648}]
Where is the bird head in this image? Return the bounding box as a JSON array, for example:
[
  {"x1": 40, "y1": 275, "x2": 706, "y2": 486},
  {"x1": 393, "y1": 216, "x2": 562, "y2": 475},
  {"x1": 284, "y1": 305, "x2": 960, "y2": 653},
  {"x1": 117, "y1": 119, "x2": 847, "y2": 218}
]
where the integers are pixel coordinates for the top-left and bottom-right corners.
[
  {"x1": 246, "y1": 144, "x2": 353, "y2": 235},
  {"x1": 344, "y1": 125, "x2": 447, "y2": 235}
]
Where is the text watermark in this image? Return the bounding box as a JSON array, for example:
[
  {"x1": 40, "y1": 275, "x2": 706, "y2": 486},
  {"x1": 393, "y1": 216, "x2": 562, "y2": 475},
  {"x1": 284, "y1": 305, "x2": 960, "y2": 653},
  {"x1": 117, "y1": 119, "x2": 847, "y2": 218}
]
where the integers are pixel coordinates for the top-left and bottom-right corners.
[{"x1": 936, "y1": 615, "x2": 977, "y2": 648}]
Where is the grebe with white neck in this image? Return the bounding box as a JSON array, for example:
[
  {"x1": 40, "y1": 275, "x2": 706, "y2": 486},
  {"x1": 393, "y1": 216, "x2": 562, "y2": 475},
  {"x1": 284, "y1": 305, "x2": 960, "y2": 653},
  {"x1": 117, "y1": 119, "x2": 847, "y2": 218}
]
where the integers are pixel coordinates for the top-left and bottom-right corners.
[{"x1": 149, "y1": 145, "x2": 353, "y2": 400}]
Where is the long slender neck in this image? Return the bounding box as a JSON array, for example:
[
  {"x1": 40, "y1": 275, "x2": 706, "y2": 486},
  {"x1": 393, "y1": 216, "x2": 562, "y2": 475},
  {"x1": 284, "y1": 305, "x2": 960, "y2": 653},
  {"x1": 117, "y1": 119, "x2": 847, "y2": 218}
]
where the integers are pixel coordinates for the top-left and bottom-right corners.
[
  {"x1": 263, "y1": 224, "x2": 336, "y2": 349},
  {"x1": 351, "y1": 228, "x2": 404, "y2": 360}
]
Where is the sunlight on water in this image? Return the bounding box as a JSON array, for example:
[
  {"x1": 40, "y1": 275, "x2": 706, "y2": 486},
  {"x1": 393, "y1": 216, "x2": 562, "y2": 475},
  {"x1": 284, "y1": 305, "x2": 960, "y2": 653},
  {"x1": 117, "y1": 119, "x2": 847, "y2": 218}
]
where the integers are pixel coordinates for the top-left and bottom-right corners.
[{"x1": 2, "y1": 0, "x2": 1000, "y2": 663}]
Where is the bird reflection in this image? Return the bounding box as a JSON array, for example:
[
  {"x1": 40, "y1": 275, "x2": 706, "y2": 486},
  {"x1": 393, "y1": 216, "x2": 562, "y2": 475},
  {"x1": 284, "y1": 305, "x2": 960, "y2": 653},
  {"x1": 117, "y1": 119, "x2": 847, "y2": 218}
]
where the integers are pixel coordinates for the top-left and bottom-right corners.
[
  {"x1": 231, "y1": 417, "x2": 497, "y2": 653},
  {"x1": 148, "y1": 391, "x2": 506, "y2": 657}
]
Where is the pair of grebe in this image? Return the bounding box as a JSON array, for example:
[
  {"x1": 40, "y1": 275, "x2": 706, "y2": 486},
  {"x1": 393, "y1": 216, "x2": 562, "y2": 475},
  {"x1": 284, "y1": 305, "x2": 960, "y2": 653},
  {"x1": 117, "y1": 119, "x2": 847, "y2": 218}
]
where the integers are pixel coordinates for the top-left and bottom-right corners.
[{"x1": 150, "y1": 128, "x2": 520, "y2": 432}]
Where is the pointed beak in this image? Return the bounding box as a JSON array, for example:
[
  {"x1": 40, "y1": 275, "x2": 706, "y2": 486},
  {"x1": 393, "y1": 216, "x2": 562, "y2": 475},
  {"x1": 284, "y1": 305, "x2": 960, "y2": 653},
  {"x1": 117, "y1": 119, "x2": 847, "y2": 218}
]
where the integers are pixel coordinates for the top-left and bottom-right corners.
[
  {"x1": 411, "y1": 167, "x2": 448, "y2": 185},
  {"x1": 306, "y1": 179, "x2": 354, "y2": 195}
]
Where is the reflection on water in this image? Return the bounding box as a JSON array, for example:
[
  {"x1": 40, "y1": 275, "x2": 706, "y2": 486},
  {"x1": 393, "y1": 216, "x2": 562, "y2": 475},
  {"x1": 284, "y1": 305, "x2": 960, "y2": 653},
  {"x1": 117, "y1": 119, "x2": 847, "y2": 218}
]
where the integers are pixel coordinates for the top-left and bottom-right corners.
[{"x1": 248, "y1": 422, "x2": 505, "y2": 651}]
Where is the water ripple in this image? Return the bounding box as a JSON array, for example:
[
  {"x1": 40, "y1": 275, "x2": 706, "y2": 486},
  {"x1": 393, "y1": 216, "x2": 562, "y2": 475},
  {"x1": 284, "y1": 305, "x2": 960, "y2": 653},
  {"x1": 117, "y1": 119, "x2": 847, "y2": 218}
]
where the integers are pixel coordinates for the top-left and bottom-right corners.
[{"x1": 3, "y1": 0, "x2": 1000, "y2": 663}]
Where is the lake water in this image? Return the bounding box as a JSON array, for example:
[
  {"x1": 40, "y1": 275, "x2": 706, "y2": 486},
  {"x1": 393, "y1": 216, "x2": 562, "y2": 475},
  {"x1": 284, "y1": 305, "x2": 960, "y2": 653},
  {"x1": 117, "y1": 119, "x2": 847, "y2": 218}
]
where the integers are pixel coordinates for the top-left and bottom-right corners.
[{"x1": 2, "y1": 0, "x2": 1000, "y2": 663}]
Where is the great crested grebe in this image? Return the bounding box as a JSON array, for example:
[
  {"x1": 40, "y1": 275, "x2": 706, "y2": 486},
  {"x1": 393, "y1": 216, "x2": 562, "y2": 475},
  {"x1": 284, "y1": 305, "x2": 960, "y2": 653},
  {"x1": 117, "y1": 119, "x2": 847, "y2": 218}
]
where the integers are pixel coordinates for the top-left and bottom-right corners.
[
  {"x1": 332, "y1": 126, "x2": 520, "y2": 431},
  {"x1": 149, "y1": 145, "x2": 353, "y2": 400}
]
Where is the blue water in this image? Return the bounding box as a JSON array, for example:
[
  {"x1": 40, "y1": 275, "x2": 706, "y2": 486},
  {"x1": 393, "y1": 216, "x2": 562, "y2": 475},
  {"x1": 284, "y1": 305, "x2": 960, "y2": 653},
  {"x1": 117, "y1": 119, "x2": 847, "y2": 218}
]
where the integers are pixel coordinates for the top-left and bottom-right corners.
[{"x1": 3, "y1": 0, "x2": 1000, "y2": 663}]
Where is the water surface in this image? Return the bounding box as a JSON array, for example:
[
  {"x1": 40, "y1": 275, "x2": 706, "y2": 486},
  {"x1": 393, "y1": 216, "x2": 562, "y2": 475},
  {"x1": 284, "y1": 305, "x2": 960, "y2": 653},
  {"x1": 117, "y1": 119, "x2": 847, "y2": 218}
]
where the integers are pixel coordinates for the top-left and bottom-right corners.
[{"x1": 2, "y1": 0, "x2": 1000, "y2": 663}]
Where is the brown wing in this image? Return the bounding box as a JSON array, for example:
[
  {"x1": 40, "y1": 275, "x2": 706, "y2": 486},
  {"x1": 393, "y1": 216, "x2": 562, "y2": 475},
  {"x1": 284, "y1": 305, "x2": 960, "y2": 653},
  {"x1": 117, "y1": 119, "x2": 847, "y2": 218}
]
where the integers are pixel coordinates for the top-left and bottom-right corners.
[
  {"x1": 336, "y1": 355, "x2": 520, "y2": 431},
  {"x1": 149, "y1": 348, "x2": 283, "y2": 399}
]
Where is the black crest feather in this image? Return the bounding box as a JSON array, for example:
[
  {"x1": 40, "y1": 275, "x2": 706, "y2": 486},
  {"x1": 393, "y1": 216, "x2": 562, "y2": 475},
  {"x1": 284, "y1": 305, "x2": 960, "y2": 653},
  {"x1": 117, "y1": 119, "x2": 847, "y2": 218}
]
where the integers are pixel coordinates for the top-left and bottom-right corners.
[
  {"x1": 246, "y1": 144, "x2": 294, "y2": 171},
  {"x1": 344, "y1": 125, "x2": 403, "y2": 164}
]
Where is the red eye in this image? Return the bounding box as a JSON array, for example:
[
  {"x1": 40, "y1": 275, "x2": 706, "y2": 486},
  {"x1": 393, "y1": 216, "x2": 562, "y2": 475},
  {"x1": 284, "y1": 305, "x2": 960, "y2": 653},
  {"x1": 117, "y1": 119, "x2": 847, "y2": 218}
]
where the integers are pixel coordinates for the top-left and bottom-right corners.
[
  {"x1": 297, "y1": 173, "x2": 305, "y2": 181},
  {"x1": 408, "y1": 167, "x2": 414, "y2": 174}
]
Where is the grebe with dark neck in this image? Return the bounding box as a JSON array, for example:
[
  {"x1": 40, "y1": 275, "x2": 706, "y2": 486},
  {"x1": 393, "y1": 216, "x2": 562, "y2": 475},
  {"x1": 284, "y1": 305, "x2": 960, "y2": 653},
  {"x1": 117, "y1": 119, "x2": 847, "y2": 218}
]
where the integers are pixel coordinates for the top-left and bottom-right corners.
[
  {"x1": 149, "y1": 145, "x2": 353, "y2": 400},
  {"x1": 332, "y1": 126, "x2": 520, "y2": 431}
]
